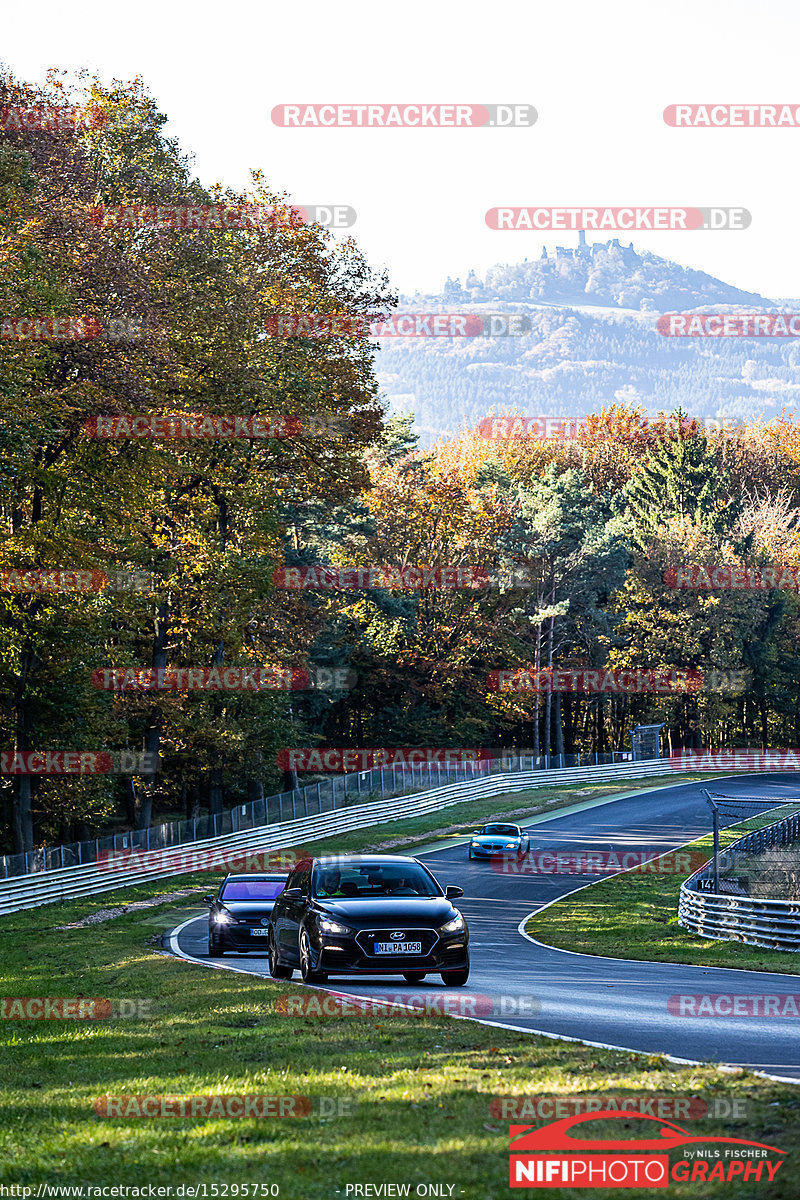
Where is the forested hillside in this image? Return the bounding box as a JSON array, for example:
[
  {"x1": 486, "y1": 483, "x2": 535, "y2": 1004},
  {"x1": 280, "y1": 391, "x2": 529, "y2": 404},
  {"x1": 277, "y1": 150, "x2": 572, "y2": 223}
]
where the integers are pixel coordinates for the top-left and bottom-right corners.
[
  {"x1": 3, "y1": 73, "x2": 800, "y2": 857},
  {"x1": 377, "y1": 245, "x2": 797, "y2": 443}
]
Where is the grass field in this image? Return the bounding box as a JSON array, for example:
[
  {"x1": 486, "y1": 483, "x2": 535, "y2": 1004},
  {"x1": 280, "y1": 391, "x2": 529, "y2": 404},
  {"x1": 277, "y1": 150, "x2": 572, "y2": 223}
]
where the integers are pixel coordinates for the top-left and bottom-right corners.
[
  {"x1": 525, "y1": 820, "x2": 800, "y2": 975},
  {"x1": 3, "y1": 770, "x2": 798, "y2": 1197}
]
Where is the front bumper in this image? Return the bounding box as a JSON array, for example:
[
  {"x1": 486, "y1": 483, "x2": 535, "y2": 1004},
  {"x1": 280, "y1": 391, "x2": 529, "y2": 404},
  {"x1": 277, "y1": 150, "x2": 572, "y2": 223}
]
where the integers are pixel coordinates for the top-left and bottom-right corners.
[
  {"x1": 314, "y1": 928, "x2": 469, "y2": 974},
  {"x1": 470, "y1": 843, "x2": 523, "y2": 858},
  {"x1": 210, "y1": 922, "x2": 272, "y2": 950}
]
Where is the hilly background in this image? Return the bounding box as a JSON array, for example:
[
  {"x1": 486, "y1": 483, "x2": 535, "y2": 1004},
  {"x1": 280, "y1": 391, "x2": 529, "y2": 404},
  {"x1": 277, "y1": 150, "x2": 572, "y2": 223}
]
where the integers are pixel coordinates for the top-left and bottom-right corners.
[{"x1": 375, "y1": 236, "x2": 800, "y2": 444}]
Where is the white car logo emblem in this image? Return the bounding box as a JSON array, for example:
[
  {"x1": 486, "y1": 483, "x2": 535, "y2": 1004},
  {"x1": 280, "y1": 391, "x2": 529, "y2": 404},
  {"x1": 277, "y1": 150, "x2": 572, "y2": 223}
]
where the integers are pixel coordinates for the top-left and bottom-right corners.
[{"x1": 390, "y1": 931, "x2": 405, "y2": 940}]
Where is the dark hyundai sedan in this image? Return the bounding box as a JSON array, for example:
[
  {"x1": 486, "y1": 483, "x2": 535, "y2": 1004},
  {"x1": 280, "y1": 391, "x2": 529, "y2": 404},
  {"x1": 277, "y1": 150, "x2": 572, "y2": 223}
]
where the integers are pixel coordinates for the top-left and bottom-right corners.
[
  {"x1": 267, "y1": 854, "x2": 469, "y2": 985},
  {"x1": 204, "y1": 872, "x2": 287, "y2": 956}
]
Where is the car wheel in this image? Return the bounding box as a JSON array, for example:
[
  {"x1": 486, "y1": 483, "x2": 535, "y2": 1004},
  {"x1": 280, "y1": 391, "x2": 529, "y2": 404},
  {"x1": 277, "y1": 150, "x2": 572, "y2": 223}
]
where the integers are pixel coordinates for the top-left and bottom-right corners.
[
  {"x1": 208, "y1": 935, "x2": 224, "y2": 957},
  {"x1": 268, "y1": 930, "x2": 293, "y2": 980},
  {"x1": 299, "y1": 929, "x2": 328, "y2": 984},
  {"x1": 403, "y1": 972, "x2": 426, "y2": 983},
  {"x1": 441, "y1": 964, "x2": 470, "y2": 986}
]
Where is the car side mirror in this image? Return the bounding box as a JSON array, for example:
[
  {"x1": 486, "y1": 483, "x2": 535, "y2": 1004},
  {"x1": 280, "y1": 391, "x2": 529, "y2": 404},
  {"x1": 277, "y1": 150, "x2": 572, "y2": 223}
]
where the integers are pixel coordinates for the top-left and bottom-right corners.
[
  {"x1": 445, "y1": 885, "x2": 464, "y2": 899},
  {"x1": 283, "y1": 887, "x2": 302, "y2": 899},
  {"x1": 202, "y1": 894, "x2": 215, "y2": 905}
]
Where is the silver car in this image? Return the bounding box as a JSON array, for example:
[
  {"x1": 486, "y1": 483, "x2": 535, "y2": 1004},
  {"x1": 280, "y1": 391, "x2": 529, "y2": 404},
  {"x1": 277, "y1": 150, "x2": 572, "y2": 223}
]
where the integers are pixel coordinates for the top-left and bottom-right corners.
[{"x1": 468, "y1": 822, "x2": 529, "y2": 860}]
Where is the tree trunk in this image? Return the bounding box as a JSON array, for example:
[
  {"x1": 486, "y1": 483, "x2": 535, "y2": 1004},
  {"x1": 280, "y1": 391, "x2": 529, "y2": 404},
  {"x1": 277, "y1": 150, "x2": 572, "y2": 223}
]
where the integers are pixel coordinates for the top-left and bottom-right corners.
[
  {"x1": 208, "y1": 768, "x2": 224, "y2": 816},
  {"x1": 124, "y1": 778, "x2": 137, "y2": 827},
  {"x1": 13, "y1": 649, "x2": 35, "y2": 853},
  {"x1": 562, "y1": 692, "x2": 575, "y2": 756},
  {"x1": 554, "y1": 691, "x2": 565, "y2": 758},
  {"x1": 136, "y1": 597, "x2": 169, "y2": 830},
  {"x1": 208, "y1": 635, "x2": 226, "y2": 816},
  {"x1": 532, "y1": 622, "x2": 542, "y2": 757},
  {"x1": 13, "y1": 775, "x2": 33, "y2": 855},
  {"x1": 544, "y1": 610, "x2": 554, "y2": 757},
  {"x1": 596, "y1": 698, "x2": 607, "y2": 753}
]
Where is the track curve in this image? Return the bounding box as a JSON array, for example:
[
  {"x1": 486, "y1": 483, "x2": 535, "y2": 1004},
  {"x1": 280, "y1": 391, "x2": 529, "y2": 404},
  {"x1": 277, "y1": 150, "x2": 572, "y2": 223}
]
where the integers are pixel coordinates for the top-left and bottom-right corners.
[{"x1": 167, "y1": 773, "x2": 800, "y2": 1081}]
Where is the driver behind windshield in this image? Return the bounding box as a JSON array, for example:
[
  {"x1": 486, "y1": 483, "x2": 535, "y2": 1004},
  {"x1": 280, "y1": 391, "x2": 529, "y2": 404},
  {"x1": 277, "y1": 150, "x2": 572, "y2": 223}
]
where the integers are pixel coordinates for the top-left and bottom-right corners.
[
  {"x1": 313, "y1": 863, "x2": 438, "y2": 897},
  {"x1": 315, "y1": 868, "x2": 342, "y2": 897}
]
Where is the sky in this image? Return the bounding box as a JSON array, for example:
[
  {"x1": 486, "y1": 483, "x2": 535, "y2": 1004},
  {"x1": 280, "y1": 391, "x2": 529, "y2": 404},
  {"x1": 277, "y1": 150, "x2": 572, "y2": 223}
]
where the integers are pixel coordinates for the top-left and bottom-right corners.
[{"x1": 2, "y1": 0, "x2": 800, "y2": 299}]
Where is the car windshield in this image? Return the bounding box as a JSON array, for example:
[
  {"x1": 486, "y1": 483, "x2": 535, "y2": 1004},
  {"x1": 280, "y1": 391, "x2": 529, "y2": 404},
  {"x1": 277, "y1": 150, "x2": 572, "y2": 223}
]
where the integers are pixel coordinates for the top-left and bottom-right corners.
[
  {"x1": 312, "y1": 863, "x2": 440, "y2": 899},
  {"x1": 220, "y1": 880, "x2": 285, "y2": 900},
  {"x1": 481, "y1": 824, "x2": 519, "y2": 836}
]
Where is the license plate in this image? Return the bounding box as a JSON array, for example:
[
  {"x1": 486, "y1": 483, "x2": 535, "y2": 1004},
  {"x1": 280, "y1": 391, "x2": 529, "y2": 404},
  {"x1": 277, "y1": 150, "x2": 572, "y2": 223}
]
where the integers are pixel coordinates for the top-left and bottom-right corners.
[
  {"x1": 250, "y1": 928, "x2": 270, "y2": 936},
  {"x1": 373, "y1": 941, "x2": 423, "y2": 954}
]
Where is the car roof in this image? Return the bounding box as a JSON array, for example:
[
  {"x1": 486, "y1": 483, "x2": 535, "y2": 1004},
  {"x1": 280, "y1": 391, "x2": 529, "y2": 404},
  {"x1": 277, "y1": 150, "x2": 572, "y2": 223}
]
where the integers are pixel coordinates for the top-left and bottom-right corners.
[
  {"x1": 221, "y1": 872, "x2": 287, "y2": 881},
  {"x1": 312, "y1": 854, "x2": 420, "y2": 866}
]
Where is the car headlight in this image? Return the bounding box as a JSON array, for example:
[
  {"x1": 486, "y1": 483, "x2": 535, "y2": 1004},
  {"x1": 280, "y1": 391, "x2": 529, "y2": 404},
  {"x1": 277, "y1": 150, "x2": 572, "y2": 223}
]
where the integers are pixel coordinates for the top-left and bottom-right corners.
[
  {"x1": 440, "y1": 912, "x2": 465, "y2": 934},
  {"x1": 505, "y1": 841, "x2": 518, "y2": 848},
  {"x1": 318, "y1": 917, "x2": 353, "y2": 936},
  {"x1": 213, "y1": 909, "x2": 235, "y2": 925}
]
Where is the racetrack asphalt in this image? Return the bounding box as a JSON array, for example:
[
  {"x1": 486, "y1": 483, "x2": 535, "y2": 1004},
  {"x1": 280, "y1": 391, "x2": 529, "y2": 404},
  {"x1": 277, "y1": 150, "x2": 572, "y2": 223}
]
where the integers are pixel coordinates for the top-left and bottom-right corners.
[{"x1": 167, "y1": 772, "x2": 800, "y2": 1082}]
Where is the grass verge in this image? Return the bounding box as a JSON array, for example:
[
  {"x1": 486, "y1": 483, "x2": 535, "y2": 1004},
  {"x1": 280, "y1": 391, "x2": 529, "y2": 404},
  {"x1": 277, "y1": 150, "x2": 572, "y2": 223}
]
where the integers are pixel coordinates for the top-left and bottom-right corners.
[
  {"x1": 4, "y1": 769, "x2": 796, "y2": 1196},
  {"x1": 525, "y1": 821, "x2": 800, "y2": 975}
]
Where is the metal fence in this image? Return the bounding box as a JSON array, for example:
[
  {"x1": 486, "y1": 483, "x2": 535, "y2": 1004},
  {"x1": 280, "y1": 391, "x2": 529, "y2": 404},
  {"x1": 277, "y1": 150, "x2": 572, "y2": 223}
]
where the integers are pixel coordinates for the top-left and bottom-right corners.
[
  {"x1": 679, "y1": 806, "x2": 800, "y2": 950},
  {"x1": 0, "y1": 758, "x2": 671, "y2": 914},
  {"x1": 0, "y1": 750, "x2": 636, "y2": 881}
]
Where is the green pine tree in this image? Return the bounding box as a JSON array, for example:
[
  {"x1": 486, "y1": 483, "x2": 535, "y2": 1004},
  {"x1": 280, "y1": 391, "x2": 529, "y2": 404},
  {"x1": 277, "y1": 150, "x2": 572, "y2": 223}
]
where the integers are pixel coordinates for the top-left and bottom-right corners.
[{"x1": 624, "y1": 412, "x2": 740, "y2": 548}]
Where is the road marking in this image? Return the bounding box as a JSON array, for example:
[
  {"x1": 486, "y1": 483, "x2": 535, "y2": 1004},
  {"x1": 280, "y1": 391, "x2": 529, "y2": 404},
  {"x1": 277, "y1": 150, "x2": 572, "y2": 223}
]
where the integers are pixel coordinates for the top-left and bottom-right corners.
[
  {"x1": 163, "y1": 777, "x2": 800, "y2": 1086},
  {"x1": 413, "y1": 776, "x2": 727, "y2": 853}
]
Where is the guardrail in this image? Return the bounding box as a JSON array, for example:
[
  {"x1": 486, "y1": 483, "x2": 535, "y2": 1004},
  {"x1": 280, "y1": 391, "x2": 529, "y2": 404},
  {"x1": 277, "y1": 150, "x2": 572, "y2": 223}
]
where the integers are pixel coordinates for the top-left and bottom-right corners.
[
  {"x1": 1, "y1": 750, "x2": 637, "y2": 880},
  {"x1": 678, "y1": 889, "x2": 800, "y2": 950},
  {"x1": 0, "y1": 759, "x2": 669, "y2": 916},
  {"x1": 679, "y1": 809, "x2": 800, "y2": 950}
]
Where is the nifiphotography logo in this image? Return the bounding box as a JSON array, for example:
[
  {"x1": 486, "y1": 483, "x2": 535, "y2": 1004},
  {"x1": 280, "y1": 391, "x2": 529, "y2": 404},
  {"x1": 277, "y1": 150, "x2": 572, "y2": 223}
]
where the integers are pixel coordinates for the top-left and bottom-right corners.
[{"x1": 507, "y1": 1112, "x2": 785, "y2": 1188}]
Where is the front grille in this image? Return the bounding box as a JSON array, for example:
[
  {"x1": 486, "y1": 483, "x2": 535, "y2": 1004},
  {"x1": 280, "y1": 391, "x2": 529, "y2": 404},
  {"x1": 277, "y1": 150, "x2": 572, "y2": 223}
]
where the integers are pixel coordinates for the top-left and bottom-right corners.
[{"x1": 355, "y1": 928, "x2": 440, "y2": 957}]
